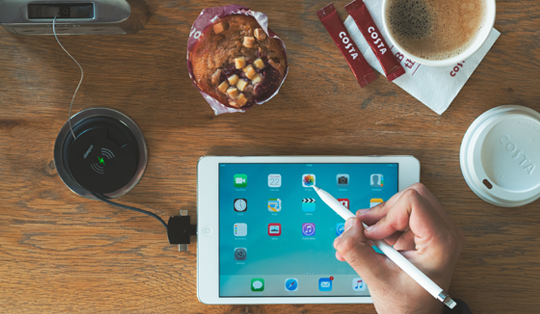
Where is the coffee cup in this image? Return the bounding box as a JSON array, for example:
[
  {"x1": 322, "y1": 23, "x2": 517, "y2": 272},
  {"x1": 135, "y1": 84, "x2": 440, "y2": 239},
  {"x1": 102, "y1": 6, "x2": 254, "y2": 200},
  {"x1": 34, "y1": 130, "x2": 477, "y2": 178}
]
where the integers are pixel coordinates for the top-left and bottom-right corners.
[
  {"x1": 460, "y1": 105, "x2": 540, "y2": 207},
  {"x1": 381, "y1": 0, "x2": 496, "y2": 67}
]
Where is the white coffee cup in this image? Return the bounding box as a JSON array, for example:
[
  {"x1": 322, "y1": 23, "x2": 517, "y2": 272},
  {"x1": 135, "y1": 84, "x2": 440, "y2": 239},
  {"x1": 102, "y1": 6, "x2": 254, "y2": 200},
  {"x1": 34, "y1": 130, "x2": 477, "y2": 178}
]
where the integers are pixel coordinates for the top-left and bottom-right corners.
[
  {"x1": 381, "y1": 0, "x2": 496, "y2": 67},
  {"x1": 460, "y1": 105, "x2": 540, "y2": 207}
]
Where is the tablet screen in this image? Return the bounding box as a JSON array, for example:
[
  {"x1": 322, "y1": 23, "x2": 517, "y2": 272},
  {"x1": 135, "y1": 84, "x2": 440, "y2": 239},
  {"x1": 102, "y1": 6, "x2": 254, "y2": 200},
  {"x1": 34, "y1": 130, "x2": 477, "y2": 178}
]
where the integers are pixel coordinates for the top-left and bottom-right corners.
[{"x1": 218, "y1": 163, "x2": 398, "y2": 297}]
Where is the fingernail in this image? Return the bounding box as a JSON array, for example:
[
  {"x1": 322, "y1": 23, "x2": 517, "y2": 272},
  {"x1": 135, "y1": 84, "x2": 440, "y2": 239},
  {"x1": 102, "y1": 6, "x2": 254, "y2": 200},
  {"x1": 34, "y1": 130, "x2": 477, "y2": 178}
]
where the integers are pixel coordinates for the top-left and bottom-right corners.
[
  {"x1": 358, "y1": 208, "x2": 370, "y2": 214},
  {"x1": 365, "y1": 224, "x2": 374, "y2": 231},
  {"x1": 344, "y1": 218, "x2": 355, "y2": 232}
]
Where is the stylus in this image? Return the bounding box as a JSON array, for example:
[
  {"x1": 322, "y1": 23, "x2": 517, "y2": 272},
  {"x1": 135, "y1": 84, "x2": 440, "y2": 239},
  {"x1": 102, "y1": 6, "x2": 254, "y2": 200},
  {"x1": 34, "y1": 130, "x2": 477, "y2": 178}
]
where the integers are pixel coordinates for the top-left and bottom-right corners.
[{"x1": 312, "y1": 185, "x2": 457, "y2": 310}]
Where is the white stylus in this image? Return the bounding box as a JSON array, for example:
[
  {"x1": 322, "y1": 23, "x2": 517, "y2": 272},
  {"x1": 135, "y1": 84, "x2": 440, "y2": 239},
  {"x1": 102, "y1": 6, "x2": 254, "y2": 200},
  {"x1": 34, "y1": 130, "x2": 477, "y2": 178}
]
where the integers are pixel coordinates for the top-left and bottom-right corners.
[{"x1": 312, "y1": 185, "x2": 457, "y2": 309}]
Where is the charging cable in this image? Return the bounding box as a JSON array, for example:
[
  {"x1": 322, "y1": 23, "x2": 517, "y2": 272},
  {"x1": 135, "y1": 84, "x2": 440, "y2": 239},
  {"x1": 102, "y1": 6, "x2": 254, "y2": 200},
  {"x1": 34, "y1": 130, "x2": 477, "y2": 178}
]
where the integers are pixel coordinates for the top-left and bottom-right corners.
[
  {"x1": 92, "y1": 193, "x2": 197, "y2": 251},
  {"x1": 53, "y1": 14, "x2": 83, "y2": 141}
]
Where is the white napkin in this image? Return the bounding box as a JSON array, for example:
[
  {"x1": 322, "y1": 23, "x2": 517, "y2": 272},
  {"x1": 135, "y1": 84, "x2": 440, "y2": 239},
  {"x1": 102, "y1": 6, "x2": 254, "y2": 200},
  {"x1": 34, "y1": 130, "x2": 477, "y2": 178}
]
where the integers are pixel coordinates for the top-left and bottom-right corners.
[{"x1": 344, "y1": 0, "x2": 500, "y2": 115}]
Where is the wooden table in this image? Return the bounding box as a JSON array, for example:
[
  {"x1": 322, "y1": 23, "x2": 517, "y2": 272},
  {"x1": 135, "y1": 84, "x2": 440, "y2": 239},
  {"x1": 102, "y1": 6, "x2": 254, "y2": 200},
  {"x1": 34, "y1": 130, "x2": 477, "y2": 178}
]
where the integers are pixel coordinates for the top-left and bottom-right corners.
[{"x1": 1, "y1": 1, "x2": 539, "y2": 313}]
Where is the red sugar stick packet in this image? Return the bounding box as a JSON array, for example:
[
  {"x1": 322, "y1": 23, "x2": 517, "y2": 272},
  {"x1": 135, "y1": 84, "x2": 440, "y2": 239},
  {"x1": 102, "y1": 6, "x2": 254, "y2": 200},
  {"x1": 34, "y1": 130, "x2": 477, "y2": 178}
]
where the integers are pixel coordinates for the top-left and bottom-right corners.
[
  {"x1": 318, "y1": 3, "x2": 376, "y2": 88},
  {"x1": 345, "y1": 0, "x2": 405, "y2": 82}
]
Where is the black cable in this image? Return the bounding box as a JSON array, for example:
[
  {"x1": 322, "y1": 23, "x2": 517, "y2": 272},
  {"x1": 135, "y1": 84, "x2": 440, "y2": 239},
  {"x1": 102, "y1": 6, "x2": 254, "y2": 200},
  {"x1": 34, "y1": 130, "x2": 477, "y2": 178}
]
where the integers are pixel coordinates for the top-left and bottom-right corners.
[{"x1": 92, "y1": 193, "x2": 168, "y2": 230}]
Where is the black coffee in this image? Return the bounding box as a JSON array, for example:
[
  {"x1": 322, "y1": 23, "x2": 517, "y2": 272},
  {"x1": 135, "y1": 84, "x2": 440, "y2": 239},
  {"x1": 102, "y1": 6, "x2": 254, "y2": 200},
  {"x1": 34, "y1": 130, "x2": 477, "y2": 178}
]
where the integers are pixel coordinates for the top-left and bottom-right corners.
[{"x1": 387, "y1": 0, "x2": 486, "y2": 60}]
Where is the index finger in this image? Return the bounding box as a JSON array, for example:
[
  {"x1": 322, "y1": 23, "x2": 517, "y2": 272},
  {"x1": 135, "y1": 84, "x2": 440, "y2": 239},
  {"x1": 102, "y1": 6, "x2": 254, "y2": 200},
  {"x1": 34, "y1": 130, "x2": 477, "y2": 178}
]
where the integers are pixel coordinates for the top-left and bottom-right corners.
[
  {"x1": 364, "y1": 188, "x2": 447, "y2": 243},
  {"x1": 359, "y1": 183, "x2": 448, "y2": 226}
]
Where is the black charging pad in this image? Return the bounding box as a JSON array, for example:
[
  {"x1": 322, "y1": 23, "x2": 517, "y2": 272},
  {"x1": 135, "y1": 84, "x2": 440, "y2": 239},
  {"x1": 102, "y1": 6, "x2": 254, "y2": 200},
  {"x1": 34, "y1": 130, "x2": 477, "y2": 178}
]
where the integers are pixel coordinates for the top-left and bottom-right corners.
[{"x1": 54, "y1": 108, "x2": 147, "y2": 199}]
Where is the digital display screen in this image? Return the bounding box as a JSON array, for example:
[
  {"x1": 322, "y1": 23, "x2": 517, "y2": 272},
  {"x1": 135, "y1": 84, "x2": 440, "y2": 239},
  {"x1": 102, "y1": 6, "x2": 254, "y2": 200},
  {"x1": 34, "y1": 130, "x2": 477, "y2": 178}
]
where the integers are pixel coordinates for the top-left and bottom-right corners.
[{"x1": 218, "y1": 163, "x2": 398, "y2": 297}]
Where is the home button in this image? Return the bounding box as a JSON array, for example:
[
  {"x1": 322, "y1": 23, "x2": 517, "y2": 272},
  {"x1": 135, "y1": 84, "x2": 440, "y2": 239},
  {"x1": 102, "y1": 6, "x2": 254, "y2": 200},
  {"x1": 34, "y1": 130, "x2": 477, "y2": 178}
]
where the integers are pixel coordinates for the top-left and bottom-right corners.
[{"x1": 203, "y1": 225, "x2": 213, "y2": 235}]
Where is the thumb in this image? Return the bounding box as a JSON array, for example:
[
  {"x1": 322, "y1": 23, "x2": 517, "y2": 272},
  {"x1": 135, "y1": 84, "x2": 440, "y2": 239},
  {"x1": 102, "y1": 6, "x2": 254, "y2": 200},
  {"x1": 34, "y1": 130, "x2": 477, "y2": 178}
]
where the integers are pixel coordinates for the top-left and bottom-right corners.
[{"x1": 334, "y1": 218, "x2": 393, "y2": 283}]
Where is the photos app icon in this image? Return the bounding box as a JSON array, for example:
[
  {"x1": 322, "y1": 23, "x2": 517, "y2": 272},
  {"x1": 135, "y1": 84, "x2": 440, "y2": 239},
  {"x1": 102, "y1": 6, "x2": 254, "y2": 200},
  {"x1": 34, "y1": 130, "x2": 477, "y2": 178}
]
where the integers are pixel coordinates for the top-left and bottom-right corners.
[{"x1": 302, "y1": 174, "x2": 316, "y2": 187}]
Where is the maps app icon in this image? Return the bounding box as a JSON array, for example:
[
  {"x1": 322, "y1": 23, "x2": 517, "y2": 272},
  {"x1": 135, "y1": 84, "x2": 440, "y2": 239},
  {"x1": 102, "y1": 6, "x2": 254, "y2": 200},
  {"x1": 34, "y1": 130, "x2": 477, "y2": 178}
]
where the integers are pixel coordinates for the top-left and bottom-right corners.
[{"x1": 268, "y1": 198, "x2": 282, "y2": 212}]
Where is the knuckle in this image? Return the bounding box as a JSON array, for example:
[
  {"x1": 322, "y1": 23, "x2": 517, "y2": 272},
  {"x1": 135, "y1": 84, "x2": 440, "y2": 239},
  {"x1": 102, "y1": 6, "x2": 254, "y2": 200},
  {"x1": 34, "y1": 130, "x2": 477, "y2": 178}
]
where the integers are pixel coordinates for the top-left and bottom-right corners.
[
  {"x1": 411, "y1": 182, "x2": 429, "y2": 195},
  {"x1": 391, "y1": 214, "x2": 409, "y2": 231},
  {"x1": 335, "y1": 233, "x2": 359, "y2": 253},
  {"x1": 376, "y1": 201, "x2": 388, "y2": 212},
  {"x1": 402, "y1": 188, "x2": 421, "y2": 201},
  {"x1": 333, "y1": 235, "x2": 344, "y2": 249},
  {"x1": 443, "y1": 230, "x2": 464, "y2": 255},
  {"x1": 365, "y1": 201, "x2": 386, "y2": 215}
]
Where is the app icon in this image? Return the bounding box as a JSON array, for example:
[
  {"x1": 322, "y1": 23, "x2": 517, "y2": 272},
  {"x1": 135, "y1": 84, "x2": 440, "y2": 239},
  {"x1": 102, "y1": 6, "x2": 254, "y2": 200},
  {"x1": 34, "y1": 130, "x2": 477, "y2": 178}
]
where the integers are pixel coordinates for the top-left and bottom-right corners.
[
  {"x1": 336, "y1": 223, "x2": 345, "y2": 236},
  {"x1": 234, "y1": 223, "x2": 247, "y2": 236},
  {"x1": 337, "y1": 174, "x2": 349, "y2": 187},
  {"x1": 370, "y1": 174, "x2": 384, "y2": 187},
  {"x1": 285, "y1": 278, "x2": 298, "y2": 292},
  {"x1": 268, "y1": 223, "x2": 281, "y2": 236},
  {"x1": 302, "y1": 174, "x2": 316, "y2": 187},
  {"x1": 234, "y1": 174, "x2": 247, "y2": 188},
  {"x1": 302, "y1": 223, "x2": 316, "y2": 236},
  {"x1": 268, "y1": 174, "x2": 282, "y2": 188},
  {"x1": 234, "y1": 247, "x2": 247, "y2": 261},
  {"x1": 234, "y1": 198, "x2": 247, "y2": 212},
  {"x1": 268, "y1": 198, "x2": 282, "y2": 212},
  {"x1": 251, "y1": 278, "x2": 264, "y2": 292},
  {"x1": 318, "y1": 277, "x2": 333, "y2": 291},
  {"x1": 352, "y1": 277, "x2": 366, "y2": 291},
  {"x1": 370, "y1": 198, "x2": 383, "y2": 208},
  {"x1": 302, "y1": 198, "x2": 316, "y2": 212},
  {"x1": 337, "y1": 198, "x2": 349, "y2": 209}
]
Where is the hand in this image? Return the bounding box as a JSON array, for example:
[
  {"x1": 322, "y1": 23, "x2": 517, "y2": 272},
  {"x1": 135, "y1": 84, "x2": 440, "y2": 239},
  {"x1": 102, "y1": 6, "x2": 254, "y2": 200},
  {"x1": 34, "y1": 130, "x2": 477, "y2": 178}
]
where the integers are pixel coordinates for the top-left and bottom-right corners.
[{"x1": 333, "y1": 183, "x2": 464, "y2": 314}]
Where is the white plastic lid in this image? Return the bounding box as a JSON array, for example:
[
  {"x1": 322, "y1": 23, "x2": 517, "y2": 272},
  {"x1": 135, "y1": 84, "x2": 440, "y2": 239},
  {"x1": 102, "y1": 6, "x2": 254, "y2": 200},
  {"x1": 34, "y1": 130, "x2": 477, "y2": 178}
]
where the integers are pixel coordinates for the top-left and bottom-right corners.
[{"x1": 460, "y1": 105, "x2": 540, "y2": 207}]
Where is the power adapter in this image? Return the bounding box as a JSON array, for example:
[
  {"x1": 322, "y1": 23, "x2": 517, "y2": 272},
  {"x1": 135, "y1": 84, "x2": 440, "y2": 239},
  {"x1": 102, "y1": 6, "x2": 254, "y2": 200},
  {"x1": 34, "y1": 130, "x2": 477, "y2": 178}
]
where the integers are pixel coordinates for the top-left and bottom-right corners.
[{"x1": 167, "y1": 210, "x2": 197, "y2": 251}]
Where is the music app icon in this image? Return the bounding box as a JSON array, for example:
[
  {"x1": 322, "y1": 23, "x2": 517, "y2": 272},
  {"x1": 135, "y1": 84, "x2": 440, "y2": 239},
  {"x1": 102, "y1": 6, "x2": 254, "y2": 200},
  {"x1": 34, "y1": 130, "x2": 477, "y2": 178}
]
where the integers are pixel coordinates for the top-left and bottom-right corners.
[
  {"x1": 302, "y1": 223, "x2": 315, "y2": 236},
  {"x1": 352, "y1": 277, "x2": 366, "y2": 291}
]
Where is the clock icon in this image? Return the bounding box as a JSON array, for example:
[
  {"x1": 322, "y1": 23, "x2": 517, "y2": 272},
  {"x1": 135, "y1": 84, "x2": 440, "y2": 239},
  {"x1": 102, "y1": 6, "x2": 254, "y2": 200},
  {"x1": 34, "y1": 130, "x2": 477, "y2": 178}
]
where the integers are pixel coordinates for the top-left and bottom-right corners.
[{"x1": 234, "y1": 198, "x2": 247, "y2": 212}]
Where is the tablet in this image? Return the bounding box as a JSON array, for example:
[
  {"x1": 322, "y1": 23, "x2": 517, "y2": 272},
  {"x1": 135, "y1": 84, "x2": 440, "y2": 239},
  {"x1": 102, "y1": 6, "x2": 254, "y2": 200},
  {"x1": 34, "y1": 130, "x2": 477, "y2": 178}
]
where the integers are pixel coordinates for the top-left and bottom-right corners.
[{"x1": 197, "y1": 156, "x2": 420, "y2": 304}]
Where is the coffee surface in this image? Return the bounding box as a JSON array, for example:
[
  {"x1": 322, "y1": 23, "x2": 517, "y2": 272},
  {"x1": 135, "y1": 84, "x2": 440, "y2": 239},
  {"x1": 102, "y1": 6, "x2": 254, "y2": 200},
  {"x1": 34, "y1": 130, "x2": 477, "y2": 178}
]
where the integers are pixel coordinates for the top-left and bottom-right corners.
[{"x1": 387, "y1": 0, "x2": 486, "y2": 60}]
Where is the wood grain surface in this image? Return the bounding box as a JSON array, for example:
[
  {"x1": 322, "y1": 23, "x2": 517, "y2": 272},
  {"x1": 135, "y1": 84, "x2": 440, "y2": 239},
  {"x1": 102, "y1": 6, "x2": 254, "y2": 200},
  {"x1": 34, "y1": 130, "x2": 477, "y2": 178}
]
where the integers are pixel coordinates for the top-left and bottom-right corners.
[{"x1": 1, "y1": 0, "x2": 540, "y2": 313}]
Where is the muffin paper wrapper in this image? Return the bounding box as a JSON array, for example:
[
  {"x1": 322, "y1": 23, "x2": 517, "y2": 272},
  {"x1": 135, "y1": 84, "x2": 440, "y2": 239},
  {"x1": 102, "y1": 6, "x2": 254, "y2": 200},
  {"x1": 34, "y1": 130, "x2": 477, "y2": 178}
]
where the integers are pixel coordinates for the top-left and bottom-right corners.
[{"x1": 187, "y1": 4, "x2": 289, "y2": 115}]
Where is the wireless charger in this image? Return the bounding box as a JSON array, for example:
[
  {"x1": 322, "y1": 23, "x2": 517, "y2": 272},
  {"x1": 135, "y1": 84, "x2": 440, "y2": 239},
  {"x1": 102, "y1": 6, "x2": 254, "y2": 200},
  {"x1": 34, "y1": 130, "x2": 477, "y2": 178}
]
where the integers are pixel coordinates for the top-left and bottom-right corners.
[{"x1": 54, "y1": 108, "x2": 148, "y2": 199}]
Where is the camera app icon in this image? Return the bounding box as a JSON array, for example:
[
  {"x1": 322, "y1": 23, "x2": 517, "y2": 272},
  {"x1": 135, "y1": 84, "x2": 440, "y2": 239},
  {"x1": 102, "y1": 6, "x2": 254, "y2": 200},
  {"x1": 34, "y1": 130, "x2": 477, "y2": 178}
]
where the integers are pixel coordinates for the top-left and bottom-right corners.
[{"x1": 337, "y1": 174, "x2": 349, "y2": 187}]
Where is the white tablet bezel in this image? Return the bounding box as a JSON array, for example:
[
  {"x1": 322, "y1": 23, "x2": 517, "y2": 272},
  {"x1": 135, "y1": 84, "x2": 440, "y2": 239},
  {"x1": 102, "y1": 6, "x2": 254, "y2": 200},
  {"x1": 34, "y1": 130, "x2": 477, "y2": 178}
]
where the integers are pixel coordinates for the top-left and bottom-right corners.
[{"x1": 197, "y1": 156, "x2": 420, "y2": 305}]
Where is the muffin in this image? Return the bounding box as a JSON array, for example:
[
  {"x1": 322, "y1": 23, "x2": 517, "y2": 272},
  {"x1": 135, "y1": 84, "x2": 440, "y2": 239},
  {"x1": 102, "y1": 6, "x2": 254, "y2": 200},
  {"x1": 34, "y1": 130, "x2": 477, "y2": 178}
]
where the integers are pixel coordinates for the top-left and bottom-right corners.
[{"x1": 189, "y1": 14, "x2": 287, "y2": 110}]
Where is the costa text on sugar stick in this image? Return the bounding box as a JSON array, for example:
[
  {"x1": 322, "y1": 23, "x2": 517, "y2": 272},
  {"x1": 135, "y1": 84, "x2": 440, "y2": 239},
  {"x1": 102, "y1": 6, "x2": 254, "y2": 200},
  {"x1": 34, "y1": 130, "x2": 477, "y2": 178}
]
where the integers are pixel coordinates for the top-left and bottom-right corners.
[
  {"x1": 346, "y1": 0, "x2": 405, "y2": 81},
  {"x1": 317, "y1": 3, "x2": 377, "y2": 87}
]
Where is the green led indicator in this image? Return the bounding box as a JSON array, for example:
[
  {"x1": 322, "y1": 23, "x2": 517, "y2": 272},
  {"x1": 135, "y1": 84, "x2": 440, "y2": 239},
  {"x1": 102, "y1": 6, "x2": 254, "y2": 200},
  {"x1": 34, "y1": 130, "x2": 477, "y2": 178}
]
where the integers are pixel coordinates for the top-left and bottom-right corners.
[{"x1": 98, "y1": 156, "x2": 105, "y2": 166}]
